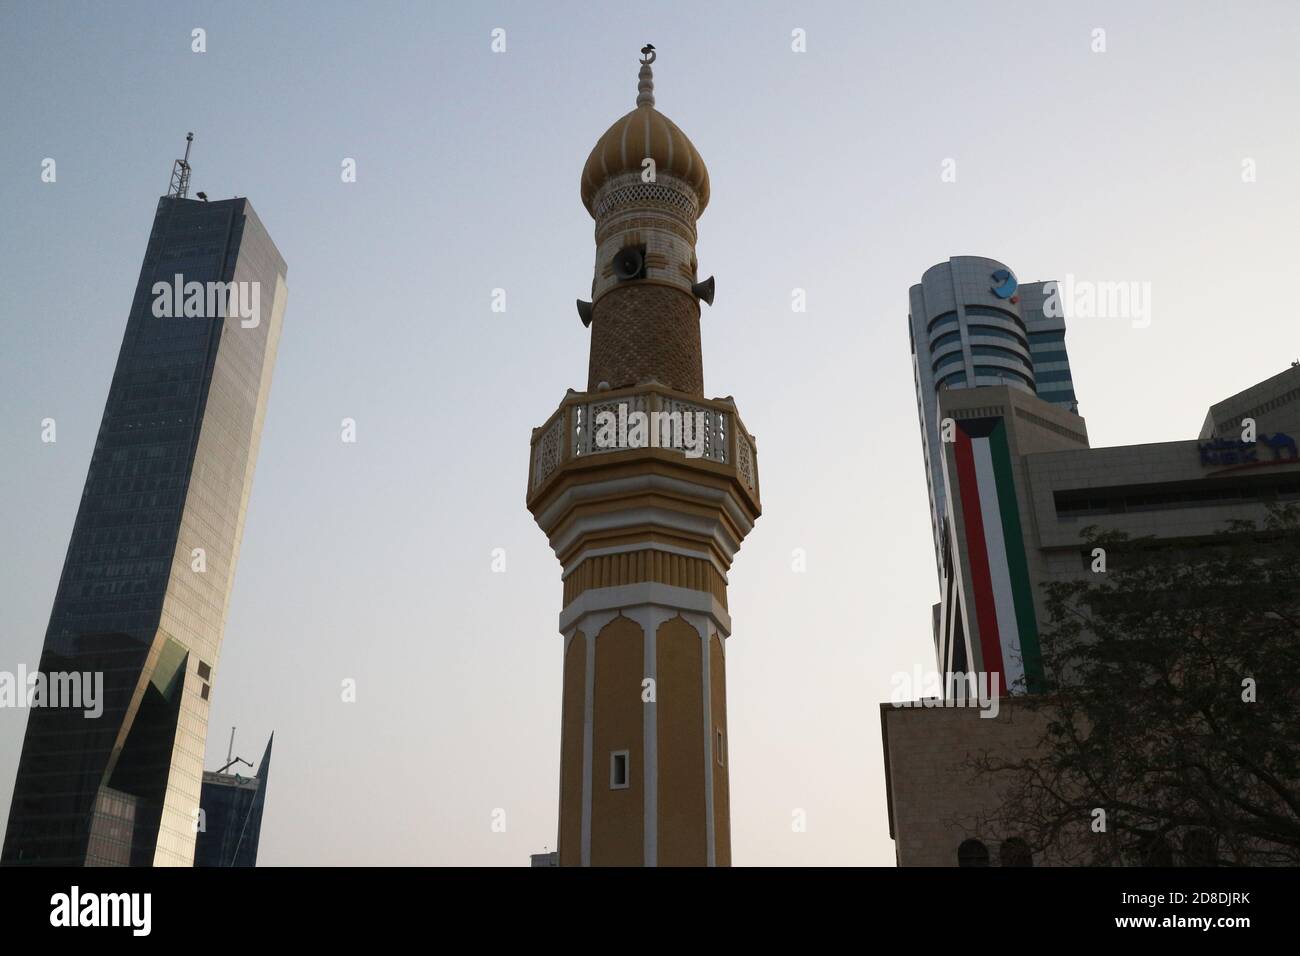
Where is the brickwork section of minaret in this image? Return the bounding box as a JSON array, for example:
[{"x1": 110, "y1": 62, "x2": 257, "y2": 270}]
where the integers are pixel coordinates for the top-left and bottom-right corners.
[{"x1": 588, "y1": 284, "x2": 702, "y2": 394}]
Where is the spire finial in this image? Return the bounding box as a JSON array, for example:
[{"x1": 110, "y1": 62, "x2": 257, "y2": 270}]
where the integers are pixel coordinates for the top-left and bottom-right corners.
[{"x1": 637, "y1": 44, "x2": 656, "y2": 108}]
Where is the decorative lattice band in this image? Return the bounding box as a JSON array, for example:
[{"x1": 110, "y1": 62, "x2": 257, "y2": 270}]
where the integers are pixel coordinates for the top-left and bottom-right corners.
[{"x1": 593, "y1": 180, "x2": 698, "y2": 221}]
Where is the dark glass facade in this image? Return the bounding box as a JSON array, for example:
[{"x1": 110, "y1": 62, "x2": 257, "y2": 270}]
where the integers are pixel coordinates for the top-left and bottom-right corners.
[
  {"x1": 193, "y1": 735, "x2": 273, "y2": 867},
  {"x1": 2, "y1": 196, "x2": 287, "y2": 866}
]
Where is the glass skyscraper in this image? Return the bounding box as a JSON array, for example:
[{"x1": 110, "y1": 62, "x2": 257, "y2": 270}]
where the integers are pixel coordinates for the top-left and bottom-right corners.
[
  {"x1": 2, "y1": 194, "x2": 287, "y2": 866},
  {"x1": 194, "y1": 735, "x2": 273, "y2": 867}
]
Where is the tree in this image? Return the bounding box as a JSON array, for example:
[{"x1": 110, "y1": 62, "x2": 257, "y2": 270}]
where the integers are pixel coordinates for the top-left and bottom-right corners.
[{"x1": 973, "y1": 504, "x2": 1300, "y2": 865}]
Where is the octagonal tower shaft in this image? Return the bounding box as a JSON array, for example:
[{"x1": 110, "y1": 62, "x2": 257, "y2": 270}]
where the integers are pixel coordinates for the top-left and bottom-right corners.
[{"x1": 529, "y1": 48, "x2": 759, "y2": 867}]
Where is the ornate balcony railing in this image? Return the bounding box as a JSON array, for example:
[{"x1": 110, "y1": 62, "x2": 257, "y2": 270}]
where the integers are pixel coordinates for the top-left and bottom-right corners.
[{"x1": 528, "y1": 384, "x2": 759, "y2": 504}]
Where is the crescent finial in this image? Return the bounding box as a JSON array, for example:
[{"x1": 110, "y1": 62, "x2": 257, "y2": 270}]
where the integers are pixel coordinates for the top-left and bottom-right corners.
[{"x1": 637, "y1": 44, "x2": 656, "y2": 107}]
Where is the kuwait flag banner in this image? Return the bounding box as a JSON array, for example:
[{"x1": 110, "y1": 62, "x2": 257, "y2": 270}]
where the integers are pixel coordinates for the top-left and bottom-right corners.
[{"x1": 951, "y1": 417, "x2": 1044, "y2": 693}]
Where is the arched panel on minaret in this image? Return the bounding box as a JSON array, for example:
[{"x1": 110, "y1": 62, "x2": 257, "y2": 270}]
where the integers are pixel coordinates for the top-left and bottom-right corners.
[
  {"x1": 590, "y1": 615, "x2": 644, "y2": 866},
  {"x1": 559, "y1": 630, "x2": 586, "y2": 867},
  {"x1": 655, "y1": 614, "x2": 707, "y2": 865},
  {"x1": 710, "y1": 631, "x2": 730, "y2": 866}
]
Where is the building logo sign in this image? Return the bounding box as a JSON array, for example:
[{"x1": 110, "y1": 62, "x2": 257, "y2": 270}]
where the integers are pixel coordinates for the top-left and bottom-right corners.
[
  {"x1": 1198, "y1": 432, "x2": 1298, "y2": 467},
  {"x1": 989, "y1": 268, "x2": 1018, "y2": 299}
]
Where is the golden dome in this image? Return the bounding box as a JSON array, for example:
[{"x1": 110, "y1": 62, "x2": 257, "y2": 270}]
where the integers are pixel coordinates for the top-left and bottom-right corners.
[{"x1": 580, "y1": 49, "x2": 710, "y2": 217}]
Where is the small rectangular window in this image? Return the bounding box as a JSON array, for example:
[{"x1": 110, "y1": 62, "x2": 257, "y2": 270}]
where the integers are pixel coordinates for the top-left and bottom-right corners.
[
  {"x1": 197, "y1": 660, "x2": 211, "y2": 681},
  {"x1": 200, "y1": 683, "x2": 210, "y2": 701},
  {"x1": 610, "y1": 750, "x2": 630, "y2": 789},
  {"x1": 716, "y1": 728, "x2": 726, "y2": 767}
]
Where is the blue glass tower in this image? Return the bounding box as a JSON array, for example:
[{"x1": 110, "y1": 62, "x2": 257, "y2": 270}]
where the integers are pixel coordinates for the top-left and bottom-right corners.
[{"x1": 3, "y1": 187, "x2": 287, "y2": 866}]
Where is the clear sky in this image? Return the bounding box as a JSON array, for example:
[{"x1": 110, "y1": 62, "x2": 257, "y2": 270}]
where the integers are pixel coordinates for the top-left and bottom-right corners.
[{"x1": 1, "y1": 1, "x2": 1297, "y2": 866}]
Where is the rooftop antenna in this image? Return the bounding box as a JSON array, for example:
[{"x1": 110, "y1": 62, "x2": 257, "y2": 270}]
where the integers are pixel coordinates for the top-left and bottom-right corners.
[
  {"x1": 167, "y1": 132, "x2": 194, "y2": 199},
  {"x1": 216, "y1": 725, "x2": 252, "y2": 775}
]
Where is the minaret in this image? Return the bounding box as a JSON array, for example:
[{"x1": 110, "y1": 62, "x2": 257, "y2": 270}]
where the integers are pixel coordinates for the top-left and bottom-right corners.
[{"x1": 527, "y1": 46, "x2": 760, "y2": 866}]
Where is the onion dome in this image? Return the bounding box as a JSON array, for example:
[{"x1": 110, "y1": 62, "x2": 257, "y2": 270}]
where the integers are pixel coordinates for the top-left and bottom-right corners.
[{"x1": 579, "y1": 45, "x2": 710, "y2": 217}]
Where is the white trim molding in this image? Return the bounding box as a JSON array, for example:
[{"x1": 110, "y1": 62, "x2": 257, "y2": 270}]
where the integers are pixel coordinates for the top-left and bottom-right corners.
[{"x1": 560, "y1": 582, "x2": 731, "y2": 638}]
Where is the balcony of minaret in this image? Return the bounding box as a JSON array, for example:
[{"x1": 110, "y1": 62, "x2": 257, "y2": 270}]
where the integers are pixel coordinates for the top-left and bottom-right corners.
[
  {"x1": 528, "y1": 384, "x2": 758, "y2": 504},
  {"x1": 526, "y1": 383, "x2": 761, "y2": 609}
]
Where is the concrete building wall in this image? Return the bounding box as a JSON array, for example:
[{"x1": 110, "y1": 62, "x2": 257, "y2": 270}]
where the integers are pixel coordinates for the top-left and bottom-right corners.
[
  {"x1": 880, "y1": 700, "x2": 1071, "y2": 866},
  {"x1": 933, "y1": 371, "x2": 1300, "y2": 693},
  {"x1": 1201, "y1": 364, "x2": 1300, "y2": 439}
]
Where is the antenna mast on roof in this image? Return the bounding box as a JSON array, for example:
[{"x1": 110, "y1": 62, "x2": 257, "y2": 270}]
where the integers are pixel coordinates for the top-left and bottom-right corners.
[
  {"x1": 167, "y1": 132, "x2": 194, "y2": 198},
  {"x1": 216, "y1": 726, "x2": 253, "y2": 775}
]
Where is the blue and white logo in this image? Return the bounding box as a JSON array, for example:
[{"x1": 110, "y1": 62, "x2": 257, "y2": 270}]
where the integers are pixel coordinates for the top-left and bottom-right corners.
[{"x1": 990, "y1": 269, "x2": 1018, "y2": 299}]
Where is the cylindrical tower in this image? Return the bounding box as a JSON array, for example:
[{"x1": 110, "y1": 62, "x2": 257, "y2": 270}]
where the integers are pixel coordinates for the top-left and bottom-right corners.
[
  {"x1": 527, "y1": 47, "x2": 760, "y2": 867},
  {"x1": 907, "y1": 256, "x2": 1056, "y2": 580},
  {"x1": 580, "y1": 49, "x2": 712, "y2": 396}
]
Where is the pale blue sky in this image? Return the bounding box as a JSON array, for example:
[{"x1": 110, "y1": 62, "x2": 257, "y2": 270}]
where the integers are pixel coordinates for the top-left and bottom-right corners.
[{"x1": 1, "y1": 0, "x2": 1297, "y2": 865}]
